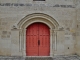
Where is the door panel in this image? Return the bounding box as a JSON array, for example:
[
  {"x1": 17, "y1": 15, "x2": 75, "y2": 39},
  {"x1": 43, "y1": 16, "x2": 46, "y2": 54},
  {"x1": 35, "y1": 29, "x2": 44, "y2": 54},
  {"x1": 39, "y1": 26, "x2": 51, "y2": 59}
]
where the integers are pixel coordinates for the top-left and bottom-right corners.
[
  {"x1": 39, "y1": 23, "x2": 50, "y2": 56},
  {"x1": 26, "y1": 23, "x2": 38, "y2": 56}
]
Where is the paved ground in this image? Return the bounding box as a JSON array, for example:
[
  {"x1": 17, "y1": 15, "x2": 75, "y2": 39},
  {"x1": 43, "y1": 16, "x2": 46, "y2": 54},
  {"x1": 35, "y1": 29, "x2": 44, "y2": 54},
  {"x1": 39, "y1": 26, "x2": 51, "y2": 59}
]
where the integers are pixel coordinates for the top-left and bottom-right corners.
[
  {"x1": 53, "y1": 55, "x2": 80, "y2": 60},
  {"x1": 0, "y1": 55, "x2": 80, "y2": 60}
]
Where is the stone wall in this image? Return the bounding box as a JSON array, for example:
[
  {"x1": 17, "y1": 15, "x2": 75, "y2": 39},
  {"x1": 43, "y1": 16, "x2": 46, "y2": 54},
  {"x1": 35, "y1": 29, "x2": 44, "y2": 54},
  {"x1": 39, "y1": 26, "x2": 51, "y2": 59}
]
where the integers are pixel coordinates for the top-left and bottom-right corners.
[
  {"x1": 0, "y1": 0, "x2": 78, "y2": 56},
  {"x1": 76, "y1": 0, "x2": 80, "y2": 56}
]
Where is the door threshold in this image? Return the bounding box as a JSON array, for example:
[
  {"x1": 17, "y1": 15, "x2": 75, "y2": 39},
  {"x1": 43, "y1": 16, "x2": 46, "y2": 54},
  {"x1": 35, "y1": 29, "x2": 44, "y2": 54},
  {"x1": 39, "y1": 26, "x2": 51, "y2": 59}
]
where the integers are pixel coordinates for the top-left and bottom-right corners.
[{"x1": 25, "y1": 56, "x2": 52, "y2": 57}]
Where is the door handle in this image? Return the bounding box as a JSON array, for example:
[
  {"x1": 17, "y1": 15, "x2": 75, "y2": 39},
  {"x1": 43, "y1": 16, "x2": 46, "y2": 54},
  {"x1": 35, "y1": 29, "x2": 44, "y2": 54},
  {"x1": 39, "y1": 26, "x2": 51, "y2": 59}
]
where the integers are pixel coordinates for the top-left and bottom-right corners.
[{"x1": 38, "y1": 40, "x2": 40, "y2": 45}]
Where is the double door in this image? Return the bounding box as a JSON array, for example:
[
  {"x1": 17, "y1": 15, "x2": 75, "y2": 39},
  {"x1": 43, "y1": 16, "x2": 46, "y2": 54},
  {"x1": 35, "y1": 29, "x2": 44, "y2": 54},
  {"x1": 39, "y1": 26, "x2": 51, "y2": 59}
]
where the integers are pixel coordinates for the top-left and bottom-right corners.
[{"x1": 26, "y1": 23, "x2": 50, "y2": 56}]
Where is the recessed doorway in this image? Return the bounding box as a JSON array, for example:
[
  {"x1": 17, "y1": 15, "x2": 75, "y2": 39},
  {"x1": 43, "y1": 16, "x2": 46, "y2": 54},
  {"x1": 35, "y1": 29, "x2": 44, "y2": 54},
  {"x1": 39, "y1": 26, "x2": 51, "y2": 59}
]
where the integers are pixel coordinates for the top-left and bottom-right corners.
[{"x1": 26, "y1": 22, "x2": 50, "y2": 56}]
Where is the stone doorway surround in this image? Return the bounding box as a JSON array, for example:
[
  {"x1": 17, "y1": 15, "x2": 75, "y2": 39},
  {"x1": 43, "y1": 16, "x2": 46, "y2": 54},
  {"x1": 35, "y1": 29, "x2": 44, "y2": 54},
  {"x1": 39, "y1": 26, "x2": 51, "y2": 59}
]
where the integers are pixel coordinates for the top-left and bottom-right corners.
[{"x1": 12, "y1": 13, "x2": 59, "y2": 57}]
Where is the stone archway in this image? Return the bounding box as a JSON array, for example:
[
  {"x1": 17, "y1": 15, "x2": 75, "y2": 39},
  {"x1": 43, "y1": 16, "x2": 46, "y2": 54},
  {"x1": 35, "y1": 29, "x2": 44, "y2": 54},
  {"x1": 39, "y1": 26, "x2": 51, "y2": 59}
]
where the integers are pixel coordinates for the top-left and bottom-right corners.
[{"x1": 17, "y1": 13, "x2": 59, "y2": 57}]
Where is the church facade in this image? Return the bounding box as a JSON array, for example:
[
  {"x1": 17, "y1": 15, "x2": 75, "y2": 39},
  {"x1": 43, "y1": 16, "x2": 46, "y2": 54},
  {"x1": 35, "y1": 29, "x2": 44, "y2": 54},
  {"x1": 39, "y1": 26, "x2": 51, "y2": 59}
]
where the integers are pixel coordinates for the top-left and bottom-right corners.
[{"x1": 0, "y1": 0, "x2": 80, "y2": 57}]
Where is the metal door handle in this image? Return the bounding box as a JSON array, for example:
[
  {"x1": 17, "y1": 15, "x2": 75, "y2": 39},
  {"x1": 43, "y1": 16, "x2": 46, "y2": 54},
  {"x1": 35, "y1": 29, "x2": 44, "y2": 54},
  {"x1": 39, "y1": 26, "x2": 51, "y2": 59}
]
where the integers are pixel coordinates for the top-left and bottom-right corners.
[{"x1": 38, "y1": 40, "x2": 40, "y2": 45}]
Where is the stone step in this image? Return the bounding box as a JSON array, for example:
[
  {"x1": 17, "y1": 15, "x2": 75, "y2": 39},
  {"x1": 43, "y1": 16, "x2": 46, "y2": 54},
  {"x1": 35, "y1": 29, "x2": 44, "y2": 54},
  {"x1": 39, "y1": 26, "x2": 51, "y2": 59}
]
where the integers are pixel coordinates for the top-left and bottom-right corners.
[
  {"x1": 0, "y1": 56, "x2": 25, "y2": 60},
  {"x1": 25, "y1": 57, "x2": 53, "y2": 60},
  {"x1": 0, "y1": 56, "x2": 53, "y2": 60},
  {"x1": 0, "y1": 55, "x2": 80, "y2": 60}
]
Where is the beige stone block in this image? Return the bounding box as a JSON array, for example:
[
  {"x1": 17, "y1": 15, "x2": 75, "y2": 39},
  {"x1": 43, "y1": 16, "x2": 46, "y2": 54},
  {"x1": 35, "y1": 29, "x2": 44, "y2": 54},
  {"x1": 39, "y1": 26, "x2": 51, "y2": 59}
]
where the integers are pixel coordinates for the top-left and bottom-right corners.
[
  {"x1": 11, "y1": 30, "x2": 19, "y2": 45},
  {"x1": 0, "y1": 40, "x2": 11, "y2": 49},
  {"x1": 57, "y1": 31, "x2": 65, "y2": 42},
  {"x1": 0, "y1": 48, "x2": 11, "y2": 56},
  {"x1": 11, "y1": 44, "x2": 22, "y2": 56},
  {"x1": 64, "y1": 44, "x2": 75, "y2": 55},
  {"x1": 11, "y1": 52, "x2": 22, "y2": 56},
  {"x1": 57, "y1": 43, "x2": 64, "y2": 54}
]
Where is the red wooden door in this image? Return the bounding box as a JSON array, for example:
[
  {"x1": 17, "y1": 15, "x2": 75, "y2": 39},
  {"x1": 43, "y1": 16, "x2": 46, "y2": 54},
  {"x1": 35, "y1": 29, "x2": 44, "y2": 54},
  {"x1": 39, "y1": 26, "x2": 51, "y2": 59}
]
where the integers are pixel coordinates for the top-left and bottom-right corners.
[
  {"x1": 26, "y1": 23, "x2": 50, "y2": 56},
  {"x1": 38, "y1": 23, "x2": 50, "y2": 56},
  {"x1": 26, "y1": 23, "x2": 38, "y2": 56}
]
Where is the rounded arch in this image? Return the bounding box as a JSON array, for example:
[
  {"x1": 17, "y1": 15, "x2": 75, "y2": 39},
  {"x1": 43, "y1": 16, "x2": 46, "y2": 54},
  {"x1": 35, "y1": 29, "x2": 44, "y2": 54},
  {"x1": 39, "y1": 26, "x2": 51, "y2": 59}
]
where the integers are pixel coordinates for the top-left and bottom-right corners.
[
  {"x1": 26, "y1": 21, "x2": 50, "y2": 29},
  {"x1": 16, "y1": 13, "x2": 59, "y2": 57},
  {"x1": 17, "y1": 13, "x2": 59, "y2": 29}
]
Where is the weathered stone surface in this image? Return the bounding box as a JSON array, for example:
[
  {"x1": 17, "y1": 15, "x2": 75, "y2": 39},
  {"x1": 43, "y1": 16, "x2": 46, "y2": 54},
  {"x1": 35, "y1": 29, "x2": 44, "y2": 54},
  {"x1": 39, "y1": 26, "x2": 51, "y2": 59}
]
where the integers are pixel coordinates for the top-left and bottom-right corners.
[
  {"x1": 0, "y1": 0, "x2": 80, "y2": 57},
  {"x1": 0, "y1": 55, "x2": 80, "y2": 60}
]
